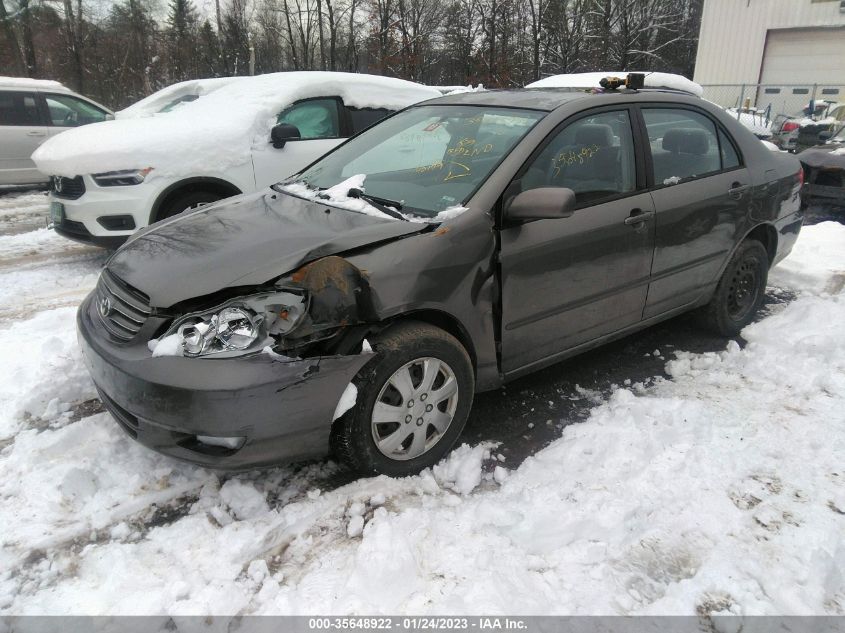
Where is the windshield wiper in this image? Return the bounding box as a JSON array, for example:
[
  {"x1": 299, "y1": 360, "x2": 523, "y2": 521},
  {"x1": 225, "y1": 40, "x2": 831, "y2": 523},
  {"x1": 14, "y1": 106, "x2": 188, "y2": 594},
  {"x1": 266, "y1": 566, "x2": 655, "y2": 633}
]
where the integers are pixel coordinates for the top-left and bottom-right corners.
[{"x1": 347, "y1": 188, "x2": 408, "y2": 221}]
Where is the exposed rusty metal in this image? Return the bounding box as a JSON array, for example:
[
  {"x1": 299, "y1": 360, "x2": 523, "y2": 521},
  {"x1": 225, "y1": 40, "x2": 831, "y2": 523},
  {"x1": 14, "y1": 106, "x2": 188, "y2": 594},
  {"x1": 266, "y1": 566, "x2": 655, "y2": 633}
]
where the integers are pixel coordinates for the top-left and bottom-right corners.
[{"x1": 281, "y1": 256, "x2": 373, "y2": 352}]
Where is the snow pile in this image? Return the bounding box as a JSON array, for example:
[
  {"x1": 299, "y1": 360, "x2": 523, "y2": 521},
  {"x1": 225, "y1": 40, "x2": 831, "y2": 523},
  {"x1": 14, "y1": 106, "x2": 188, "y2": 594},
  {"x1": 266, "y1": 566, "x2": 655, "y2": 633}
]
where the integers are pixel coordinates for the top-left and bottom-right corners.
[
  {"x1": 434, "y1": 84, "x2": 485, "y2": 95},
  {"x1": 148, "y1": 333, "x2": 182, "y2": 357},
  {"x1": 32, "y1": 72, "x2": 441, "y2": 179},
  {"x1": 768, "y1": 221, "x2": 845, "y2": 295},
  {"x1": 0, "y1": 308, "x2": 97, "y2": 439},
  {"x1": 527, "y1": 72, "x2": 703, "y2": 97},
  {"x1": 116, "y1": 77, "x2": 247, "y2": 119},
  {"x1": 0, "y1": 76, "x2": 65, "y2": 90},
  {"x1": 431, "y1": 443, "x2": 492, "y2": 495},
  {"x1": 332, "y1": 383, "x2": 358, "y2": 421}
]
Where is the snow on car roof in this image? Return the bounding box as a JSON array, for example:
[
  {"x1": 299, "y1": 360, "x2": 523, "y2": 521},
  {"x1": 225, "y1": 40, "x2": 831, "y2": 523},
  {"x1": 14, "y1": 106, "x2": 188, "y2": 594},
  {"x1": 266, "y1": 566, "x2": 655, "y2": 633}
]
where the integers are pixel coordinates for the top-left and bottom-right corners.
[
  {"x1": 527, "y1": 71, "x2": 703, "y2": 97},
  {"x1": 0, "y1": 76, "x2": 67, "y2": 90},
  {"x1": 32, "y1": 72, "x2": 442, "y2": 179},
  {"x1": 115, "y1": 77, "x2": 249, "y2": 119}
]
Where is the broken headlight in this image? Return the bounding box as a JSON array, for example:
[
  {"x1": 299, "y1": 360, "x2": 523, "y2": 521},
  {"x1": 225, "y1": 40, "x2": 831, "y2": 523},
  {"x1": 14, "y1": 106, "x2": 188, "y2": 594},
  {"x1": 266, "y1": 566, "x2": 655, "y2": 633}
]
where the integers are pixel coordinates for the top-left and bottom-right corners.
[{"x1": 161, "y1": 290, "x2": 307, "y2": 358}]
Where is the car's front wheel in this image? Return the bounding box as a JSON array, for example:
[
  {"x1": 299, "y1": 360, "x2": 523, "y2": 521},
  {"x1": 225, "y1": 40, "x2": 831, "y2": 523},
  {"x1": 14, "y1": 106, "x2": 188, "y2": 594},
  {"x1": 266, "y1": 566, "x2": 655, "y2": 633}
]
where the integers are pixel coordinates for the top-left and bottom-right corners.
[
  {"x1": 332, "y1": 321, "x2": 474, "y2": 476},
  {"x1": 699, "y1": 239, "x2": 769, "y2": 336},
  {"x1": 158, "y1": 190, "x2": 223, "y2": 221}
]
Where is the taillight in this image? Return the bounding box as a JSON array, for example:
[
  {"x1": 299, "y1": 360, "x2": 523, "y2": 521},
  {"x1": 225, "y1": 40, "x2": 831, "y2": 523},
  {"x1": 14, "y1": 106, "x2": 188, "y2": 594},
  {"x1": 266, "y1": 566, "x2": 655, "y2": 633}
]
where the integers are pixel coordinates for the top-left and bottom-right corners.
[
  {"x1": 797, "y1": 168, "x2": 804, "y2": 187},
  {"x1": 782, "y1": 121, "x2": 800, "y2": 133}
]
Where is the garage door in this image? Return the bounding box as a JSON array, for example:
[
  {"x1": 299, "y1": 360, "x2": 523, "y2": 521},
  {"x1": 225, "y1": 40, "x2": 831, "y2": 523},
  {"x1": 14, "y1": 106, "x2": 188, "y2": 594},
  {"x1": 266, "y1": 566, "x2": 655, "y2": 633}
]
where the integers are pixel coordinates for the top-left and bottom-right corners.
[{"x1": 757, "y1": 27, "x2": 845, "y2": 109}]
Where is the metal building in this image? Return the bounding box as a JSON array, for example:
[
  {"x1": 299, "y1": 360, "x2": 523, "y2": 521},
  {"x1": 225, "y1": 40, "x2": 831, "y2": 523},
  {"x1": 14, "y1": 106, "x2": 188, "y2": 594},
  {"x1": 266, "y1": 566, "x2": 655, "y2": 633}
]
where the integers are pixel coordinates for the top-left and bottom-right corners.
[{"x1": 694, "y1": 0, "x2": 845, "y2": 112}]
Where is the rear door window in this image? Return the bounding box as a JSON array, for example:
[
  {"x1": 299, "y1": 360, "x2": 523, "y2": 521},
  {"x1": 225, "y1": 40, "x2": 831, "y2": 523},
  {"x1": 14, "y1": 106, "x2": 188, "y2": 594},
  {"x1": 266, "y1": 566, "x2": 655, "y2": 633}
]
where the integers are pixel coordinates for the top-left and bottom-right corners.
[
  {"x1": 642, "y1": 108, "x2": 724, "y2": 186},
  {"x1": 0, "y1": 91, "x2": 41, "y2": 126}
]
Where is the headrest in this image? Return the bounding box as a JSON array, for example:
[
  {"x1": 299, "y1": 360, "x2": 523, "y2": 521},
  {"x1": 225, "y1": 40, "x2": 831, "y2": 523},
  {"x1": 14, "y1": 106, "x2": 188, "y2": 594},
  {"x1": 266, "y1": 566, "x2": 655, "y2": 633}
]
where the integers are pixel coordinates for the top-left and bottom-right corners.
[
  {"x1": 575, "y1": 124, "x2": 614, "y2": 147},
  {"x1": 662, "y1": 128, "x2": 710, "y2": 155}
]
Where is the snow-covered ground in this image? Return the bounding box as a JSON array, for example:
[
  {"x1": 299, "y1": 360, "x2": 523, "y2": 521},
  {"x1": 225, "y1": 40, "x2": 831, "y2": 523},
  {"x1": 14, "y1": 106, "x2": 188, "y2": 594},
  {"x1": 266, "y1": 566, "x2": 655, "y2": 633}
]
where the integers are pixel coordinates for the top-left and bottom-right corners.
[{"x1": 1, "y1": 194, "x2": 844, "y2": 616}]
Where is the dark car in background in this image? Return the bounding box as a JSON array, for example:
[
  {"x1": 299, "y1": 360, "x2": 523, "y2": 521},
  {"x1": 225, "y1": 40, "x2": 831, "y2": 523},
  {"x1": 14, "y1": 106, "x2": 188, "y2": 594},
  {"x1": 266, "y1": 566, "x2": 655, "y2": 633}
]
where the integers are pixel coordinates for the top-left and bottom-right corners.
[
  {"x1": 798, "y1": 124, "x2": 845, "y2": 208},
  {"x1": 796, "y1": 103, "x2": 845, "y2": 154},
  {"x1": 770, "y1": 101, "x2": 842, "y2": 153},
  {"x1": 78, "y1": 82, "x2": 804, "y2": 476}
]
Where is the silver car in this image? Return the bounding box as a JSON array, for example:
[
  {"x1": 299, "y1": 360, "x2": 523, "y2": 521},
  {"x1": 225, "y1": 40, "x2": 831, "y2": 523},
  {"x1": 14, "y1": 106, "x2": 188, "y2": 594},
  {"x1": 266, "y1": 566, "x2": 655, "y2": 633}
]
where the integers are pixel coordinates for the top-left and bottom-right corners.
[{"x1": 0, "y1": 77, "x2": 112, "y2": 186}]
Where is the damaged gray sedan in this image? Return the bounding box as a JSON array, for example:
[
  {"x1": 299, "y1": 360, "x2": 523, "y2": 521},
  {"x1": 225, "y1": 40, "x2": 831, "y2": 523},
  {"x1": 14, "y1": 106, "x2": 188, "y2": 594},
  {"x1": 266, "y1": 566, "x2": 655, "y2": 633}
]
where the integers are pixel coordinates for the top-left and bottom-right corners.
[{"x1": 79, "y1": 84, "x2": 804, "y2": 476}]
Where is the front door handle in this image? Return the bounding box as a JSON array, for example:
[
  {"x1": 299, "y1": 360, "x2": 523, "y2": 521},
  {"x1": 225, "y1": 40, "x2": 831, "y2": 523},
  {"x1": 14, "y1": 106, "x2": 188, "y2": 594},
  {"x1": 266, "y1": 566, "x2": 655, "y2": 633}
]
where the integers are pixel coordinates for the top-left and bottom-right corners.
[
  {"x1": 26, "y1": 130, "x2": 47, "y2": 137},
  {"x1": 728, "y1": 182, "x2": 750, "y2": 199},
  {"x1": 624, "y1": 209, "x2": 655, "y2": 226}
]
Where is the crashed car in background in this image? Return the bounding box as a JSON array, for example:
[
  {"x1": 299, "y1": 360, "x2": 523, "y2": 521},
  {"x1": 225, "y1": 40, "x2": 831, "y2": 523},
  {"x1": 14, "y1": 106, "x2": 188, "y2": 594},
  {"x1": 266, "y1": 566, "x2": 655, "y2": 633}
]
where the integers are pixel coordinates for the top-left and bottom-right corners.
[
  {"x1": 78, "y1": 76, "x2": 803, "y2": 476},
  {"x1": 770, "y1": 101, "x2": 842, "y2": 152},
  {"x1": 796, "y1": 103, "x2": 845, "y2": 153},
  {"x1": 33, "y1": 72, "x2": 440, "y2": 248},
  {"x1": 798, "y1": 124, "x2": 845, "y2": 208}
]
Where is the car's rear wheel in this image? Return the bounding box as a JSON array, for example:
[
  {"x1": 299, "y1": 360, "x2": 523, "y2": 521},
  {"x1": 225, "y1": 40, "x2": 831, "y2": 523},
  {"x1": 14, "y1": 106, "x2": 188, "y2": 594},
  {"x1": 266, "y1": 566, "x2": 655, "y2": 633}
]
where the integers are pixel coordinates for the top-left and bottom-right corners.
[
  {"x1": 158, "y1": 190, "x2": 223, "y2": 221},
  {"x1": 331, "y1": 321, "x2": 474, "y2": 477},
  {"x1": 699, "y1": 239, "x2": 769, "y2": 336}
]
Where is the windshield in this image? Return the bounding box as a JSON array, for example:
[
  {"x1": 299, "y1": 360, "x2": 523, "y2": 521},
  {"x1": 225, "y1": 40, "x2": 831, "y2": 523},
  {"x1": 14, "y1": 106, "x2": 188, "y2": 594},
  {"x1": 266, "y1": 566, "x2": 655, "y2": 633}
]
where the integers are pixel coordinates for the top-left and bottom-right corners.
[
  {"x1": 287, "y1": 105, "x2": 544, "y2": 218},
  {"x1": 158, "y1": 94, "x2": 200, "y2": 113}
]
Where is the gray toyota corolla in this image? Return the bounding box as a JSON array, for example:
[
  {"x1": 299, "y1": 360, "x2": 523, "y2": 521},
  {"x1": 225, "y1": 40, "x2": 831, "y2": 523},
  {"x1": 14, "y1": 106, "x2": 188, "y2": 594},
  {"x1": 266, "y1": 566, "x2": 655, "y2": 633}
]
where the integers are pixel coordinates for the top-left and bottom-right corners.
[{"x1": 79, "y1": 81, "x2": 803, "y2": 476}]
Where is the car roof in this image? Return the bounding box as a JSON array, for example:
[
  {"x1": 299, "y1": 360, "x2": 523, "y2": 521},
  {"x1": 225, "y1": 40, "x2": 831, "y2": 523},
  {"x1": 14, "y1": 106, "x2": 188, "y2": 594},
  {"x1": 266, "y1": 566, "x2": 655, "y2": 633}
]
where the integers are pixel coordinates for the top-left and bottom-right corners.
[
  {"x1": 0, "y1": 76, "x2": 70, "y2": 91},
  {"x1": 421, "y1": 87, "x2": 698, "y2": 112}
]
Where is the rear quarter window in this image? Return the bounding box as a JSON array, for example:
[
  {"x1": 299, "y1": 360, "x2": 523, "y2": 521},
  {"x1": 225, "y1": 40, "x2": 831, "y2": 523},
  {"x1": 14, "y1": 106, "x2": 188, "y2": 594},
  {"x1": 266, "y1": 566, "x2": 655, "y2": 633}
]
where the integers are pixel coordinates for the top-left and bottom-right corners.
[{"x1": 0, "y1": 91, "x2": 41, "y2": 126}]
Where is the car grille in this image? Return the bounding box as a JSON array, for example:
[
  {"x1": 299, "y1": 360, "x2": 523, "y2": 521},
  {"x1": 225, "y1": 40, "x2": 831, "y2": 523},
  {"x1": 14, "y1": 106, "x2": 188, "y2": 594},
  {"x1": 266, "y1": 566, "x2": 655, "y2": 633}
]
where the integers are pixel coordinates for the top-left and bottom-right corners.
[
  {"x1": 95, "y1": 270, "x2": 151, "y2": 343},
  {"x1": 52, "y1": 175, "x2": 85, "y2": 199}
]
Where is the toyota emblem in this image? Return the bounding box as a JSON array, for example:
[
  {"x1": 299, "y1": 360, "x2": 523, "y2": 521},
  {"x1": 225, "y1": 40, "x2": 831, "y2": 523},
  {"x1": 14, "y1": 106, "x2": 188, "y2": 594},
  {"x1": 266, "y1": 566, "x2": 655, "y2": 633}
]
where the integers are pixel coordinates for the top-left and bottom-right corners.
[{"x1": 98, "y1": 295, "x2": 112, "y2": 318}]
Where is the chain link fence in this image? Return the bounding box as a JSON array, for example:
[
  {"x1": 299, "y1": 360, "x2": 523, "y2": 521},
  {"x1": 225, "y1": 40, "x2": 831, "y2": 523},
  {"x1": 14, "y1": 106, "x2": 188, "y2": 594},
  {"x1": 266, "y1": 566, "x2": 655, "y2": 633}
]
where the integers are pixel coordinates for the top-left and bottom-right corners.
[{"x1": 700, "y1": 83, "x2": 844, "y2": 128}]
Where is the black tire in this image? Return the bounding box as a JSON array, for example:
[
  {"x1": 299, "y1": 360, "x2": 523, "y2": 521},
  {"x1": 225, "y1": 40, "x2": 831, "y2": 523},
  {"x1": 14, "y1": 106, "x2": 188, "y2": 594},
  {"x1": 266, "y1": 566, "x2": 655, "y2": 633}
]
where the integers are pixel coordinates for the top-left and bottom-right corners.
[
  {"x1": 699, "y1": 239, "x2": 769, "y2": 336},
  {"x1": 331, "y1": 321, "x2": 474, "y2": 477},
  {"x1": 157, "y1": 190, "x2": 223, "y2": 221}
]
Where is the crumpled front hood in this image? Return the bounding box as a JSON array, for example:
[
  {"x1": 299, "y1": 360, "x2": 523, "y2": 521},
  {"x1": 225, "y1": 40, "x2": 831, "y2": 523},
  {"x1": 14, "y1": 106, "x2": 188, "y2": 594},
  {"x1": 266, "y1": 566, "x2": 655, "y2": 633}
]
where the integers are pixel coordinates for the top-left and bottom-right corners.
[
  {"x1": 106, "y1": 190, "x2": 428, "y2": 308},
  {"x1": 798, "y1": 143, "x2": 845, "y2": 170}
]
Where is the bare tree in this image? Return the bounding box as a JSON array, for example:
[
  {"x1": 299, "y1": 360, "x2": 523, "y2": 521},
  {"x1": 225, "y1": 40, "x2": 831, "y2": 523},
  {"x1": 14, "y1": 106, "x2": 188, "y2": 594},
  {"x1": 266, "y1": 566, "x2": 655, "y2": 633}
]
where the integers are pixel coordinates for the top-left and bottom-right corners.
[{"x1": 0, "y1": 0, "x2": 27, "y2": 75}]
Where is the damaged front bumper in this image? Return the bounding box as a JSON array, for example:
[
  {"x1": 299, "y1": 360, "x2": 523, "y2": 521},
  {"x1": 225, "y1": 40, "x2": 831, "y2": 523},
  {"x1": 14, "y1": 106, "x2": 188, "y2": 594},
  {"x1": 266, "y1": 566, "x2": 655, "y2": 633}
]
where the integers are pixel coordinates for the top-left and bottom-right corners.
[{"x1": 77, "y1": 293, "x2": 372, "y2": 470}]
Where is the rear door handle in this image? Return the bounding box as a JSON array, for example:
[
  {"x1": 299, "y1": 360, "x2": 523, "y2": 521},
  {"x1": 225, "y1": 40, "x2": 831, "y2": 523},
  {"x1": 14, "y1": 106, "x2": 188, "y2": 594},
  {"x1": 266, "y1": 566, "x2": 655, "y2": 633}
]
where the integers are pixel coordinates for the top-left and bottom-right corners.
[
  {"x1": 624, "y1": 210, "x2": 655, "y2": 226},
  {"x1": 728, "y1": 183, "x2": 750, "y2": 199},
  {"x1": 26, "y1": 130, "x2": 46, "y2": 137}
]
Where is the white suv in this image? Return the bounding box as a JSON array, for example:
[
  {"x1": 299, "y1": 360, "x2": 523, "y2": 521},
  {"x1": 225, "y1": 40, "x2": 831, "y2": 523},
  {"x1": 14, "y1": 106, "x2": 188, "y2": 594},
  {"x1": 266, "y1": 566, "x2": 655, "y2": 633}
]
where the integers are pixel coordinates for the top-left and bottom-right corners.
[
  {"x1": 0, "y1": 77, "x2": 112, "y2": 185},
  {"x1": 34, "y1": 71, "x2": 440, "y2": 248}
]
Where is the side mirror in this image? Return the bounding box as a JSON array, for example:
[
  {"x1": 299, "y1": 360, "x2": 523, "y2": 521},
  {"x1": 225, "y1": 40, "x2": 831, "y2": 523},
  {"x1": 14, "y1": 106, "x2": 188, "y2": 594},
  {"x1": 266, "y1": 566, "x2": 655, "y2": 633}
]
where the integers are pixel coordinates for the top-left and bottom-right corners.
[
  {"x1": 506, "y1": 187, "x2": 576, "y2": 222},
  {"x1": 271, "y1": 123, "x2": 301, "y2": 149},
  {"x1": 818, "y1": 130, "x2": 833, "y2": 143}
]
